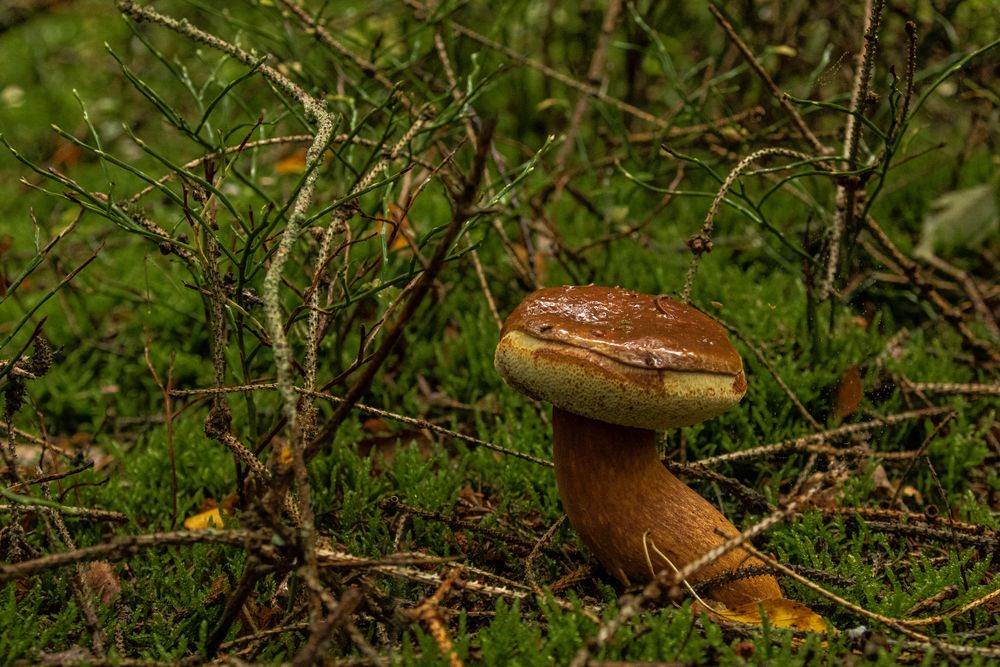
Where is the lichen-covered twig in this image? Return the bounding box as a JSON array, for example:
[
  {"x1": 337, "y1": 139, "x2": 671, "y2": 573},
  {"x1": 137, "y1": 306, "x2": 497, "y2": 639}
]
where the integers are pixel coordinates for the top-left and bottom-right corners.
[
  {"x1": 819, "y1": 0, "x2": 886, "y2": 300},
  {"x1": 305, "y1": 122, "x2": 496, "y2": 461},
  {"x1": 694, "y1": 406, "x2": 947, "y2": 467},
  {"x1": 680, "y1": 147, "x2": 815, "y2": 301},
  {"x1": 0, "y1": 530, "x2": 268, "y2": 583}
]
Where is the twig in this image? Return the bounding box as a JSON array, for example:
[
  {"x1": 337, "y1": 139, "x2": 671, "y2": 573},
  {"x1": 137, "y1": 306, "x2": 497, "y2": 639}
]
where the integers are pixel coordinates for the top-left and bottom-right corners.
[
  {"x1": 896, "y1": 21, "x2": 918, "y2": 132},
  {"x1": 680, "y1": 147, "x2": 814, "y2": 302},
  {"x1": 922, "y1": 254, "x2": 1000, "y2": 341},
  {"x1": 170, "y1": 383, "x2": 553, "y2": 467},
  {"x1": 843, "y1": 0, "x2": 885, "y2": 175},
  {"x1": 124, "y1": 134, "x2": 435, "y2": 206},
  {"x1": 553, "y1": 0, "x2": 623, "y2": 172},
  {"x1": 117, "y1": 1, "x2": 332, "y2": 441},
  {"x1": 406, "y1": 568, "x2": 464, "y2": 667},
  {"x1": 719, "y1": 318, "x2": 824, "y2": 497},
  {"x1": 665, "y1": 461, "x2": 774, "y2": 513},
  {"x1": 278, "y1": 0, "x2": 407, "y2": 106},
  {"x1": 889, "y1": 411, "x2": 955, "y2": 505},
  {"x1": 707, "y1": 5, "x2": 827, "y2": 155},
  {"x1": 863, "y1": 520, "x2": 999, "y2": 550},
  {"x1": 898, "y1": 578, "x2": 1000, "y2": 627},
  {"x1": 695, "y1": 407, "x2": 946, "y2": 467},
  {"x1": 318, "y1": 552, "x2": 573, "y2": 609},
  {"x1": 39, "y1": 479, "x2": 107, "y2": 654},
  {"x1": 144, "y1": 346, "x2": 178, "y2": 528},
  {"x1": 0, "y1": 502, "x2": 127, "y2": 523},
  {"x1": 304, "y1": 117, "x2": 428, "y2": 398},
  {"x1": 316, "y1": 550, "x2": 461, "y2": 570},
  {"x1": 864, "y1": 215, "x2": 1000, "y2": 362},
  {"x1": 7, "y1": 460, "x2": 93, "y2": 493},
  {"x1": 430, "y1": 29, "x2": 504, "y2": 331},
  {"x1": 0, "y1": 529, "x2": 267, "y2": 583},
  {"x1": 694, "y1": 562, "x2": 854, "y2": 593},
  {"x1": 305, "y1": 122, "x2": 495, "y2": 461},
  {"x1": 906, "y1": 382, "x2": 1000, "y2": 396},
  {"x1": 626, "y1": 106, "x2": 765, "y2": 143},
  {"x1": 721, "y1": 319, "x2": 821, "y2": 429},
  {"x1": 903, "y1": 586, "x2": 960, "y2": 618},
  {"x1": 820, "y1": 0, "x2": 886, "y2": 299},
  {"x1": 574, "y1": 165, "x2": 685, "y2": 254},
  {"x1": 819, "y1": 507, "x2": 993, "y2": 535},
  {"x1": 205, "y1": 559, "x2": 273, "y2": 657},
  {"x1": 407, "y1": 0, "x2": 669, "y2": 128},
  {"x1": 293, "y1": 587, "x2": 365, "y2": 667},
  {"x1": 379, "y1": 497, "x2": 558, "y2": 554},
  {"x1": 741, "y1": 543, "x2": 1000, "y2": 659},
  {"x1": 526, "y1": 515, "x2": 567, "y2": 589}
]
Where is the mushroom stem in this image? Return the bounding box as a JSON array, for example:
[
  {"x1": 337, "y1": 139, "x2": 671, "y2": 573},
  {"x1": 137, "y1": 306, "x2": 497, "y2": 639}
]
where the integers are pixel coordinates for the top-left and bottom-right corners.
[{"x1": 551, "y1": 408, "x2": 782, "y2": 607}]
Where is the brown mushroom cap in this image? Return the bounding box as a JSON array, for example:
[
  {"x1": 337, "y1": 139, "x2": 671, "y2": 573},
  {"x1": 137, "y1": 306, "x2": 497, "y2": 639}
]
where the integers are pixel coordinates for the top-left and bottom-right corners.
[{"x1": 495, "y1": 285, "x2": 747, "y2": 430}]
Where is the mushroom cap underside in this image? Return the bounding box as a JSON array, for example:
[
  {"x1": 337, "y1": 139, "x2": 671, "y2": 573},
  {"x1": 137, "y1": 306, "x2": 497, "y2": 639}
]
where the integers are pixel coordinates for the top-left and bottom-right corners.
[{"x1": 495, "y1": 286, "x2": 747, "y2": 430}]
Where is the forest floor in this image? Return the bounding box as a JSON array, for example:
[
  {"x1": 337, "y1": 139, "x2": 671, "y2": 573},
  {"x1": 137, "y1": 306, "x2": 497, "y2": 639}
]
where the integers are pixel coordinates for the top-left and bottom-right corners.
[{"x1": 1, "y1": 1, "x2": 999, "y2": 664}]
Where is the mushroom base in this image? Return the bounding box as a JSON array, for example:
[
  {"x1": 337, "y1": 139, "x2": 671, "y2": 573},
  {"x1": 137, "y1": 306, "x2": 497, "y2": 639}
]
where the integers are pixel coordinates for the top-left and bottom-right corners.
[{"x1": 552, "y1": 408, "x2": 782, "y2": 607}]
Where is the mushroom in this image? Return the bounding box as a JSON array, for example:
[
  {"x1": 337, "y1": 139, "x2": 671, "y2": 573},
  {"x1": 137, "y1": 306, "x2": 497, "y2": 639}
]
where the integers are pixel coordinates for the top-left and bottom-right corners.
[{"x1": 495, "y1": 285, "x2": 781, "y2": 607}]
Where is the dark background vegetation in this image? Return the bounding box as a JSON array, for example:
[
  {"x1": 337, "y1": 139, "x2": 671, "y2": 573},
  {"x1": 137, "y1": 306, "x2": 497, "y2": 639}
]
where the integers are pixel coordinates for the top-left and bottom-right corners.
[{"x1": 1, "y1": 0, "x2": 998, "y2": 664}]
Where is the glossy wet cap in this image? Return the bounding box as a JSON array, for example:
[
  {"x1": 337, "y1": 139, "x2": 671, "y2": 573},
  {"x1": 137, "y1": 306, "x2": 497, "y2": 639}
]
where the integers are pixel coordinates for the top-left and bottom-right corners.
[{"x1": 495, "y1": 285, "x2": 747, "y2": 430}]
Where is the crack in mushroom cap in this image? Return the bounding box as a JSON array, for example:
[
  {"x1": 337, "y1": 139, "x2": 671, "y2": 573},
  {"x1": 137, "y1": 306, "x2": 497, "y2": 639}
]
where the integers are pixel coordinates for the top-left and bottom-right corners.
[{"x1": 495, "y1": 285, "x2": 747, "y2": 430}]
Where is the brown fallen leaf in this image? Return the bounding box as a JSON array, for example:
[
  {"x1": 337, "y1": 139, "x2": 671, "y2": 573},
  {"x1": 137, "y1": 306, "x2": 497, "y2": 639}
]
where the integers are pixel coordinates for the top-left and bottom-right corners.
[
  {"x1": 203, "y1": 574, "x2": 231, "y2": 606},
  {"x1": 220, "y1": 491, "x2": 241, "y2": 516},
  {"x1": 871, "y1": 464, "x2": 923, "y2": 506},
  {"x1": 834, "y1": 365, "x2": 863, "y2": 419},
  {"x1": 15, "y1": 579, "x2": 31, "y2": 603},
  {"x1": 37, "y1": 647, "x2": 94, "y2": 665},
  {"x1": 49, "y1": 139, "x2": 82, "y2": 169},
  {"x1": 82, "y1": 560, "x2": 121, "y2": 605},
  {"x1": 511, "y1": 240, "x2": 549, "y2": 284},
  {"x1": 357, "y1": 428, "x2": 433, "y2": 473}
]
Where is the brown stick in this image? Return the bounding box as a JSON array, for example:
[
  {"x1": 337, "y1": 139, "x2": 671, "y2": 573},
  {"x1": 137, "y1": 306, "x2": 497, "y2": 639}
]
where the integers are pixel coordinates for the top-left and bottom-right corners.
[
  {"x1": 707, "y1": 5, "x2": 827, "y2": 155},
  {"x1": 553, "y1": 0, "x2": 623, "y2": 171},
  {"x1": 865, "y1": 215, "x2": 999, "y2": 363},
  {"x1": 0, "y1": 530, "x2": 266, "y2": 583}
]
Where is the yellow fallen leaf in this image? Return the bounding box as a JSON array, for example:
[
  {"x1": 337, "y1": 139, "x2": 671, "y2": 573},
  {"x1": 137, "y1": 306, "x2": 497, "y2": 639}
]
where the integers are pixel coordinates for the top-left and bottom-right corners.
[
  {"x1": 378, "y1": 203, "x2": 415, "y2": 252},
  {"x1": 274, "y1": 148, "x2": 335, "y2": 175},
  {"x1": 184, "y1": 507, "x2": 225, "y2": 530},
  {"x1": 275, "y1": 148, "x2": 308, "y2": 174},
  {"x1": 641, "y1": 534, "x2": 827, "y2": 636},
  {"x1": 713, "y1": 597, "x2": 828, "y2": 633}
]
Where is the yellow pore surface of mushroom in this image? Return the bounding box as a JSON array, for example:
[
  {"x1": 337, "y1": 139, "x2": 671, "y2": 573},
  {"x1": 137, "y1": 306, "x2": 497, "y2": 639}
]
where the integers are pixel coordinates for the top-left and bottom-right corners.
[
  {"x1": 494, "y1": 285, "x2": 747, "y2": 430},
  {"x1": 496, "y1": 330, "x2": 746, "y2": 430}
]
